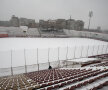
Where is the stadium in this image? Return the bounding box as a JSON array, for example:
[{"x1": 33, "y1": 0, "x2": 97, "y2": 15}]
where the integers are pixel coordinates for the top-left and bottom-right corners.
[{"x1": 0, "y1": 27, "x2": 108, "y2": 90}]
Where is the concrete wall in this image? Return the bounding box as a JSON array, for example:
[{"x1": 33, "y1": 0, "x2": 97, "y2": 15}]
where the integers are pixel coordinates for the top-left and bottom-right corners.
[{"x1": 64, "y1": 29, "x2": 108, "y2": 41}]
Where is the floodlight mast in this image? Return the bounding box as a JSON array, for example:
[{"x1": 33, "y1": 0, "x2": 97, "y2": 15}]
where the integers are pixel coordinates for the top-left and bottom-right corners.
[
  {"x1": 88, "y1": 11, "x2": 93, "y2": 30},
  {"x1": 69, "y1": 15, "x2": 71, "y2": 30}
]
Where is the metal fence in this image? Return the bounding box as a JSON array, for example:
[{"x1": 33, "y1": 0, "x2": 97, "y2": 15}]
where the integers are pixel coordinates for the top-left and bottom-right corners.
[{"x1": 0, "y1": 44, "x2": 108, "y2": 77}]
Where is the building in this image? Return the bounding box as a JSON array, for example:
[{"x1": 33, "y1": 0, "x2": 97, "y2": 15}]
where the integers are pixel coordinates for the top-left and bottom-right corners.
[
  {"x1": 39, "y1": 20, "x2": 48, "y2": 29},
  {"x1": 39, "y1": 18, "x2": 84, "y2": 31},
  {"x1": 27, "y1": 19, "x2": 35, "y2": 27},
  {"x1": 75, "y1": 20, "x2": 84, "y2": 30},
  {"x1": 10, "y1": 15, "x2": 36, "y2": 28},
  {"x1": 0, "y1": 21, "x2": 11, "y2": 27},
  {"x1": 10, "y1": 15, "x2": 19, "y2": 27},
  {"x1": 66, "y1": 19, "x2": 75, "y2": 30},
  {"x1": 19, "y1": 18, "x2": 28, "y2": 26},
  {"x1": 55, "y1": 19, "x2": 66, "y2": 30},
  {"x1": 39, "y1": 19, "x2": 66, "y2": 30},
  {"x1": 19, "y1": 18, "x2": 36, "y2": 27}
]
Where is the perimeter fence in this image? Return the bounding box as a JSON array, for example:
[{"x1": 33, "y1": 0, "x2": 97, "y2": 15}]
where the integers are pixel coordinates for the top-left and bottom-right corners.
[{"x1": 0, "y1": 44, "x2": 108, "y2": 77}]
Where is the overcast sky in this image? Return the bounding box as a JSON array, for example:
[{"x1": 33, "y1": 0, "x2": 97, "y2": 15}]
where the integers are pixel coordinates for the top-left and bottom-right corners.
[{"x1": 0, "y1": 0, "x2": 108, "y2": 30}]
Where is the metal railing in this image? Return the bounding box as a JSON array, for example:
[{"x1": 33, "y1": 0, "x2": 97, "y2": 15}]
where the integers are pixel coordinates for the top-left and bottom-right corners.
[{"x1": 0, "y1": 44, "x2": 108, "y2": 77}]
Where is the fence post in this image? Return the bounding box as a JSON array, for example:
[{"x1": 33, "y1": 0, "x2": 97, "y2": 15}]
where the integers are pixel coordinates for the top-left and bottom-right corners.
[
  {"x1": 74, "y1": 46, "x2": 76, "y2": 59},
  {"x1": 92, "y1": 45, "x2": 95, "y2": 56},
  {"x1": 101, "y1": 45, "x2": 104, "y2": 55},
  {"x1": 58, "y1": 47, "x2": 60, "y2": 68},
  {"x1": 37, "y1": 48, "x2": 39, "y2": 71},
  {"x1": 48, "y1": 48, "x2": 50, "y2": 66},
  {"x1": 105, "y1": 44, "x2": 108, "y2": 54},
  {"x1": 104, "y1": 45, "x2": 106, "y2": 54},
  {"x1": 86, "y1": 45, "x2": 89, "y2": 57},
  {"x1": 80, "y1": 46, "x2": 83, "y2": 58},
  {"x1": 11, "y1": 50, "x2": 13, "y2": 76},
  {"x1": 103, "y1": 45, "x2": 105, "y2": 54},
  {"x1": 24, "y1": 49, "x2": 27, "y2": 73},
  {"x1": 97, "y1": 45, "x2": 99, "y2": 55},
  {"x1": 66, "y1": 46, "x2": 68, "y2": 68}
]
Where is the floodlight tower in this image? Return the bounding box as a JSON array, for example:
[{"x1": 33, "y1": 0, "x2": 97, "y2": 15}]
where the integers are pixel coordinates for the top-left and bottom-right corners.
[
  {"x1": 69, "y1": 15, "x2": 71, "y2": 30},
  {"x1": 88, "y1": 11, "x2": 93, "y2": 30}
]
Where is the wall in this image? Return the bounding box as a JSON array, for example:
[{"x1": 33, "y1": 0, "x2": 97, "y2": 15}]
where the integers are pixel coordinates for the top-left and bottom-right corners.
[{"x1": 64, "y1": 29, "x2": 108, "y2": 41}]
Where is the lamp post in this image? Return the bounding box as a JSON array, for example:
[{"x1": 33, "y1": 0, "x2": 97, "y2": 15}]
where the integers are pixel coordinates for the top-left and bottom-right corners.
[{"x1": 88, "y1": 11, "x2": 93, "y2": 30}]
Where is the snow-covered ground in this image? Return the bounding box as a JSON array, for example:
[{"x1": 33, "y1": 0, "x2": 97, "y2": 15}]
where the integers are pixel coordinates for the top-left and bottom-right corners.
[
  {"x1": 0, "y1": 38, "x2": 108, "y2": 69},
  {"x1": 67, "y1": 58, "x2": 98, "y2": 63}
]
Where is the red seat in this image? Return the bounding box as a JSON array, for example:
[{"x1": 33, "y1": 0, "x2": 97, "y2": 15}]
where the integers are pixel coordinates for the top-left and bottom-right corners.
[
  {"x1": 64, "y1": 87, "x2": 69, "y2": 90},
  {"x1": 53, "y1": 81, "x2": 59, "y2": 84},
  {"x1": 40, "y1": 88, "x2": 45, "y2": 90},
  {"x1": 103, "y1": 81, "x2": 108, "y2": 86},
  {"x1": 59, "y1": 82, "x2": 66, "y2": 87},
  {"x1": 53, "y1": 84, "x2": 59, "y2": 89},
  {"x1": 47, "y1": 86, "x2": 53, "y2": 90},
  {"x1": 97, "y1": 84, "x2": 103, "y2": 89},
  {"x1": 41, "y1": 83, "x2": 47, "y2": 88},
  {"x1": 76, "y1": 83, "x2": 82, "y2": 88},
  {"x1": 47, "y1": 82, "x2": 53, "y2": 86},
  {"x1": 67, "y1": 80, "x2": 71, "y2": 84},
  {"x1": 70, "y1": 85, "x2": 75, "y2": 90},
  {"x1": 90, "y1": 87, "x2": 97, "y2": 90}
]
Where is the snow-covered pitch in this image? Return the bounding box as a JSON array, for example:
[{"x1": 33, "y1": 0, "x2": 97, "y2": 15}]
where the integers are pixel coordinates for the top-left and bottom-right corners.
[{"x1": 0, "y1": 38, "x2": 108, "y2": 69}]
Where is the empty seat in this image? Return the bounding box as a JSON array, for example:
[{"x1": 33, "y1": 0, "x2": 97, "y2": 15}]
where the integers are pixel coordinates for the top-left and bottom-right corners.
[
  {"x1": 70, "y1": 85, "x2": 75, "y2": 90},
  {"x1": 59, "y1": 82, "x2": 66, "y2": 87},
  {"x1": 97, "y1": 84, "x2": 103, "y2": 89},
  {"x1": 40, "y1": 88, "x2": 45, "y2": 90},
  {"x1": 63, "y1": 87, "x2": 69, "y2": 90},
  {"x1": 53, "y1": 84, "x2": 59, "y2": 89},
  {"x1": 40, "y1": 83, "x2": 47, "y2": 88},
  {"x1": 46, "y1": 86, "x2": 53, "y2": 90}
]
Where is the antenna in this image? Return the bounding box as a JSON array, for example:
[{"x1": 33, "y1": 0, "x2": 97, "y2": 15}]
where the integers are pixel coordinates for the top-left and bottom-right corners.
[{"x1": 70, "y1": 15, "x2": 71, "y2": 20}]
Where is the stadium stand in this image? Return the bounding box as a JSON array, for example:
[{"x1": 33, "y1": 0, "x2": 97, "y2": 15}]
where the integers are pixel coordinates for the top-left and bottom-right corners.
[{"x1": 0, "y1": 68, "x2": 108, "y2": 90}]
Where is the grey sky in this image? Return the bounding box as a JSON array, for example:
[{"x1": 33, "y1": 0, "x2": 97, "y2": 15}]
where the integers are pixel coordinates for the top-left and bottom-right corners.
[{"x1": 0, "y1": 0, "x2": 108, "y2": 30}]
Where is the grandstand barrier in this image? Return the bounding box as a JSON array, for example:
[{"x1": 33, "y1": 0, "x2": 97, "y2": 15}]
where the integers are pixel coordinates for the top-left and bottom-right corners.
[
  {"x1": 0, "y1": 44, "x2": 108, "y2": 77},
  {"x1": 63, "y1": 29, "x2": 108, "y2": 42},
  {"x1": 0, "y1": 27, "x2": 108, "y2": 42}
]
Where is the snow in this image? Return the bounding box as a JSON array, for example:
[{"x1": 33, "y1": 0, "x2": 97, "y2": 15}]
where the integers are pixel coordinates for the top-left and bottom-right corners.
[
  {"x1": 0, "y1": 38, "x2": 108, "y2": 69},
  {"x1": 0, "y1": 38, "x2": 107, "y2": 51},
  {"x1": 64, "y1": 29, "x2": 108, "y2": 41},
  {"x1": 59, "y1": 68, "x2": 108, "y2": 90},
  {"x1": 67, "y1": 58, "x2": 97, "y2": 63}
]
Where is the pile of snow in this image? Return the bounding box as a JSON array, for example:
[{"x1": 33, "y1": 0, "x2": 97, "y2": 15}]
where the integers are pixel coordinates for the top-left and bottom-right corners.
[{"x1": 68, "y1": 58, "x2": 97, "y2": 63}]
